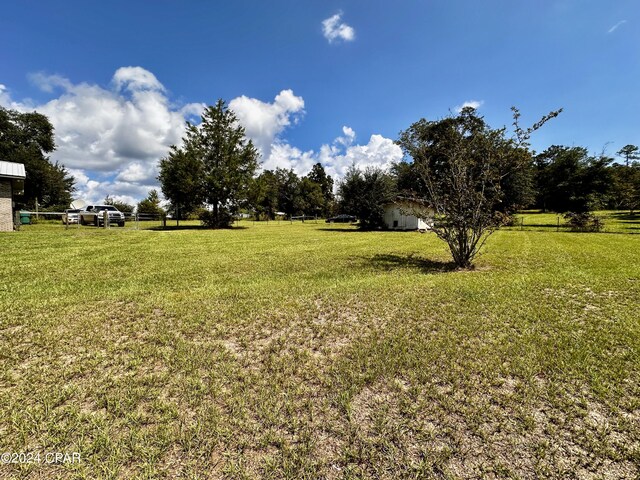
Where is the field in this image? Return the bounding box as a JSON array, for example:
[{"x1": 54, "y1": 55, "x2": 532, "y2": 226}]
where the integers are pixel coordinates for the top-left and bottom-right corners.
[{"x1": 1, "y1": 213, "x2": 639, "y2": 479}]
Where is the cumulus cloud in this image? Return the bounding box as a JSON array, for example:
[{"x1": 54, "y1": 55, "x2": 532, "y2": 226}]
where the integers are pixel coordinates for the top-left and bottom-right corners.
[
  {"x1": 2, "y1": 68, "x2": 400, "y2": 204},
  {"x1": 455, "y1": 100, "x2": 484, "y2": 113},
  {"x1": 112, "y1": 66, "x2": 165, "y2": 92},
  {"x1": 0, "y1": 84, "x2": 33, "y2": 110},
  {"x1": 229, "y1": 89, "x2": 305, "y2": 158},
  {"x1": 322, "y1": 12, "x2": 355, "y2": 43},
  {"x1": 320, "y1": 132, "x2": 402, "y2": 179},
  {"x1": 65, "y1": 167, "x2": 152, "y2": 206},
  {"x1": 0, "y1": 84, "x2": 12, "y2": 107},
  {"x1": 29, "y1": 72, "x2": 73, "y2": 92},
  {"x1": 0, "y1": 67, "x2": 205, "y2": 203},
  {"x1": 336, "y1": 126, "x2": 355, "y2": 146},
  {"x1": 18, "y1": 67, "x2": 204, "y2": 175},
  {"x1": 607, "y1": 20, "x2": 627, "y2": 34},
  {"x1": 259, "y1": 127, "x2": 402, "y2": 181}
]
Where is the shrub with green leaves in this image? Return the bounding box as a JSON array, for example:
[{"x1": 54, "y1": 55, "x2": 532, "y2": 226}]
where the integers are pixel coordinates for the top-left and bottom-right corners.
[{"x1": 563, "y1": 211, "x2": 604, "y2": 232}]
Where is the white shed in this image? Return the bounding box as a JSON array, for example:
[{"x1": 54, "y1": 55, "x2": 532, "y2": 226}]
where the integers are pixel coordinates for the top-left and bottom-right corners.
[
  {"x1": 383, "y1": 198, "x2": 433, "y2": 232},
  {"x1": 0, "y1": 160, "x2": 26, "y2": 232}
]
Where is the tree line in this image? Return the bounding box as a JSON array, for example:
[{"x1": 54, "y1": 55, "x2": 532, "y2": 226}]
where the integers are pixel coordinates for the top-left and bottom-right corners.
[
  {"x1": 157, "y1": 101, "x2": 639, "y2": 231},
  {"x1": 0, "y1": 106, "x2": 74, "y2": 211},
  {"x1": 330, "y1": 143, "x2": 640, "y2": 232},
  {"x1": 2, "y1": 103, "x2": 638, "y2": 232},
  {"x1": 158, "y1": 100, "x2": 335, "y2": 227}
]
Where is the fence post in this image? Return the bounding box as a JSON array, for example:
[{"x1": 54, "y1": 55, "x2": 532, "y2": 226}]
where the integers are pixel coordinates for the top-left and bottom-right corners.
[
  {"x1": 14, "y1": 211, "x2": 20, "y2": 231},
  {"x1": 521, "y1": 217, "x2": 524, "y2": 231},
  {"x1": 103, "y1": 210, "x2": 108, "y2": 229},
  {"x1": 557, "y1": 216, "x2": 560, "y2": 232}
]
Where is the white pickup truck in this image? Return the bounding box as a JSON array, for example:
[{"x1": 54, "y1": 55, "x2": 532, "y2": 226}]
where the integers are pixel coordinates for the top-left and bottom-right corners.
[{"x1": 79, "y1": 205, "x2": 126, "y2": 227}]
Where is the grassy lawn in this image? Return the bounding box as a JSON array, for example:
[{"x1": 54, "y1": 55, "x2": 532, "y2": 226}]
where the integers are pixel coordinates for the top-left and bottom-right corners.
[
  {"x1": 1, "y1": 215, "x2": 639, "y2": 479},
  {"x1": 507, "y1": 210, "x2": 639, "y2": 234}
]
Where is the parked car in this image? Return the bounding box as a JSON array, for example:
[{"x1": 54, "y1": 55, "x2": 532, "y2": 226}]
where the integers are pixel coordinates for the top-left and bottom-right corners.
[
  {"x1": 62, "y1": 209, "x2": 81, "y2": 224},
  {"x1": 79, "y1": 205, "x2": 126, "y2": 227},
  {"x1": 325, "y1": 214, "x2": 357, "y2": 223}
]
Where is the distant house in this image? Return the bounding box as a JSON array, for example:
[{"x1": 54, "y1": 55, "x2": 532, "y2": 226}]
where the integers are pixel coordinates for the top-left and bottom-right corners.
[
  {"x1": 383, "y1": 197, "x2": 433, "y2": 232},
  {"x1": 0, "y1": 161, "x2": 26, "y2": 232}
]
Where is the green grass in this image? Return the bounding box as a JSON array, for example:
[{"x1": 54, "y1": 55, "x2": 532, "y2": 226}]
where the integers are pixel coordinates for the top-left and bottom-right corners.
[
  {"x1": 1, "y1": 216, "x2": 639, "y2": 479},
  {"x1": 507, "y1": 210, "x2": 639, "y2": 234}
]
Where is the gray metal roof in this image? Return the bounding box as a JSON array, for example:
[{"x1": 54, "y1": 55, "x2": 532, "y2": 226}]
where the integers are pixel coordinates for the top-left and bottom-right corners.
[{"x1": 0, "y1": 161, "x2": 26, "y2": 179}]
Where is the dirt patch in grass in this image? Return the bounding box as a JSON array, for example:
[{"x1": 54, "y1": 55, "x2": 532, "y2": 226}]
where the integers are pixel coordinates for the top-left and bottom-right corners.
[
  {"x1": 342, "y1": 376, "x2": 639, "y2": 479},
  {"x1": 218, "y1": 300, "x2": 379, "y2": 370}
]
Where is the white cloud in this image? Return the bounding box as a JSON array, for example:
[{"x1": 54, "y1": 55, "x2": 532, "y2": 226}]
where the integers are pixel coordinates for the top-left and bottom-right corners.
[
  {"x1": 0, "y1": 67, "x2": 204, "y2": 204},
  {"x1": 115, "y1": 162, "x2": 158, "y2": 183},
  {"x1": 0, "y1": 84, "x2": 33, "y2": 110},
  {"x1": 321, "y1": 132, "x2": 402, "y2": 179},
  {"x1": 19, "y1": 67, "x2": 205, "y2": 173},
  {"x1": 336, "y1": 126, "x2": 355, "y2": 146},
  {"x1": 66, "y1": 167, "x2": 155, "y2": 206},
  {"x1": 607, "y1": 20, "x2": 627, "y2": 34},
  {"x1": 229, "y1": 89, "x2": 305, "y2": 159},
  {"x1": 112, "y1": 66, "x2": 165, "y2": 92},
  {"x1": 0, "y1": 84, "x2": 11, "y2": 107},
  {"x1": 260, "y1": 127, "x2": 402, "y2": 181},
  {"x1": 455, "y1": 100, "x2": 484, "y2": 113},
  {"x1": 265, "y1": 143, "x2": 318, "y2": 175},
  {"x1": 322, "y1": 12, "x2": 355, "y2": 43},
  {"x1": 2, "y1": 68, "x2": 400, "y2": 204},
  {"x1": 29, "y1": 73, "x2": 73, "y2": 93}
]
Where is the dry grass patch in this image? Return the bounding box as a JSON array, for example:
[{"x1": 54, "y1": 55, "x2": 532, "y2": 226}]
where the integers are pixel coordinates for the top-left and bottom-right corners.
[{"x1": 1, "y1": 220, "x2": 638, "y2": 478}]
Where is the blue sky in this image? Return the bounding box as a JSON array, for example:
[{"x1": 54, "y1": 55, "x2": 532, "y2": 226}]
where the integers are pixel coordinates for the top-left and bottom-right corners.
[{"x1": 1, "y1": 0, "x2": 638, "y2": 203}]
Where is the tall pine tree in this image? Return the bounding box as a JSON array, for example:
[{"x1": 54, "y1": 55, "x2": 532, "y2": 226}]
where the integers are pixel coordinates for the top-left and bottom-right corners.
[{"x1": 159, "y1": 100, "x2": 259, "y2": 227}]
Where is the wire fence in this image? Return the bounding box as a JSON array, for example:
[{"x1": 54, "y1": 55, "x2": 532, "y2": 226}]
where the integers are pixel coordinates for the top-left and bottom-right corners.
[
  {"x1": 16, "y1": 211, "x2": 166, "y2": 230},
  {"x1": 503, "y1": 212, "x2": 639, "y2": 235},
  {"x1": 14, "y1": 211, "x2": 329, "y2": 231},
  {"x1": 14, "y1": 211, "x2": 639, "y2": 234}
]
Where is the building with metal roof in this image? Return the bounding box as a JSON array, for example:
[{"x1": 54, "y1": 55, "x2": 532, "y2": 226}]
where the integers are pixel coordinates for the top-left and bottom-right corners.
[{"x1": 0, "y1": 160, "x2": 26, "y2": 232}]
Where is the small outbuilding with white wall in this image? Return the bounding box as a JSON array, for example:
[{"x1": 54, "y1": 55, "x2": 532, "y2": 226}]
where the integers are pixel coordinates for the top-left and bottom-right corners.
[
  {"x1": 0, "y1": 160, "x2": 26, "y2": 232},
  {"x1": 383, "y1": 197, "x2": 433, "y2": 232}
]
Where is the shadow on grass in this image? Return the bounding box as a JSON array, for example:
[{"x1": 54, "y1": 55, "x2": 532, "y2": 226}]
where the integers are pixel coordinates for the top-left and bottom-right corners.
[
  {"x1": 609, "y1": 212, "x2": 640, "y2": 221},
  {"x1": 366, "y1": 253, "x2": 457, "y2": 274},
  {"x1": 509, "y1": 223, "x2": 563, "y2": 229},
  {"x1": 318, "y1": 227, "x2": 425, "y2": 233},
  {"x1": 317, "y1": 227, "x2": 360, "y2": 233},
  {"x1": 148, "y1": 225, "x2": 249, "y2": 231}
]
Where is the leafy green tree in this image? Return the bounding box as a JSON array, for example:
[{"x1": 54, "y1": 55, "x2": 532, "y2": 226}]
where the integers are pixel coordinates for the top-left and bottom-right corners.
[
  {"x1": 159, "y1": 100, "x2": 259, "y2": 227},
  {"x1": 0, "y1": 106, "x2": 74, "y2": 210},
  {"x1": 104, "y1": 195, "x2": 134, "y2": 213},
  {"x1": 617, "y1": 144, "x2": 639, "y2": 167},
  {"x1": 500, "y1": 156, "x2": 537, "y2": 211},
  {"x1": 248, "y1": 170, "x2": 279, "y2": 219},
  {"x1": 137, "y1": 189, "x2": 164, "y2": 216},
  {"x1": 609, "y1": 145, "x2": 640, "y2": 214},
  {"x1": 298, "y1": 176, "x2": 324, "y2": 217},
  {"x1": 249, "y1": 166, "x2": 329, "y2": 219},
  {"x1": 274, "y1": 168, "x2": 302, "y2": 217},
  {"x1": 197, "y1": 100, "x2": 259, "y2": 227},
  {"x1": 398, "y1": 107, "x2": 559, "y2": 268},
  {"x1": 534, "y1": 146, "x2": 611, "y2": 213},
  {"x1": 158, "y1": 146, "x2": 203, "y2": 220},
  {"x1": 609, "y1": 162, "x2": 640, "y2": 214},
  {"x1": 306, "y1": 163, "x2": 334, "y2": 216},
  {"x1": 391, "y1": 161, "x2": 426, "y2": 197},
  {"x1": 338, "y1": 165, "x2": 396, "y2": 230}
]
